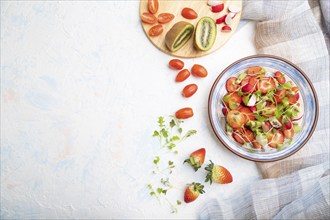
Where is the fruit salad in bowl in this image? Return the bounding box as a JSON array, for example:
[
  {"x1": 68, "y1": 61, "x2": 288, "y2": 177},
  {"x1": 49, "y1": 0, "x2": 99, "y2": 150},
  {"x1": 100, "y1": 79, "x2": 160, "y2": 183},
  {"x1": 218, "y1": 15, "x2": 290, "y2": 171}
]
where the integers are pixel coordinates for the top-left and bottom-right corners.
[{"x1": 208, "y1": 55, "x2": 318, "y2": 162}]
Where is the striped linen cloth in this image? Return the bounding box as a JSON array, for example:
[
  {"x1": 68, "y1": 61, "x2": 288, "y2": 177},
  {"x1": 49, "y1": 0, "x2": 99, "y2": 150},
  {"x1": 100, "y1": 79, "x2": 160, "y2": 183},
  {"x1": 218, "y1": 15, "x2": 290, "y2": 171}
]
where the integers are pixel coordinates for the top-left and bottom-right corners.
[{"x1": 200, "y1": 0, "x2": 330, "y2": 219}]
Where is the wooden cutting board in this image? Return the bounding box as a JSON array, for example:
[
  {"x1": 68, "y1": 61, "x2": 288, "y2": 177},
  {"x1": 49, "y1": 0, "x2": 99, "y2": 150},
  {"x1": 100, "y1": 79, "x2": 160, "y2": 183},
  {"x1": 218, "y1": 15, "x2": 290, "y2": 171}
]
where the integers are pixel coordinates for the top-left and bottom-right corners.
[{"x1": 140, "y1": 0, "x2": 242, "y2": 58}]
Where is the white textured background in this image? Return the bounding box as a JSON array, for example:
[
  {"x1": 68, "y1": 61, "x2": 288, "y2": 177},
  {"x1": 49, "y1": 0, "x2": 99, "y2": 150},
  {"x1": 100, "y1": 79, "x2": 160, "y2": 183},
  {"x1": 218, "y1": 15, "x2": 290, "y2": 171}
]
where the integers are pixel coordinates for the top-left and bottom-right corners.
[{"x1": 1, "y1": 1, "x2": 261, "y2": 219}]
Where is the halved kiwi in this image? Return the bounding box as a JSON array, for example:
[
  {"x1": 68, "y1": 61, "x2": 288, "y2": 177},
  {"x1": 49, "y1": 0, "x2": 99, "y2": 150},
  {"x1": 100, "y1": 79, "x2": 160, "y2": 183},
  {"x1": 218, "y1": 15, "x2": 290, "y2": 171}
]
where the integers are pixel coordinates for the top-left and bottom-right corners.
[
  {"x1": 165, "y1": 21, "x2": 194, "y2": 52},
  {"x1": 194, "y1": 17, "x2": 217, "y2": 51}
]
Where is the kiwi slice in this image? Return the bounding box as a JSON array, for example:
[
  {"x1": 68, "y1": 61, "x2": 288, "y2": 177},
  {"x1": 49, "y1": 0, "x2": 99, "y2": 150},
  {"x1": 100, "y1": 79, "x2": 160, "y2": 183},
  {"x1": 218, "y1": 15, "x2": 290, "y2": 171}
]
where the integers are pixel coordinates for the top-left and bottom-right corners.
[
  {"x1": 194, "y1": 17, "x2": 217, "y2": 51},
  {"x1": 165, "y1": 21, "x2": 194, "y2": 52}
]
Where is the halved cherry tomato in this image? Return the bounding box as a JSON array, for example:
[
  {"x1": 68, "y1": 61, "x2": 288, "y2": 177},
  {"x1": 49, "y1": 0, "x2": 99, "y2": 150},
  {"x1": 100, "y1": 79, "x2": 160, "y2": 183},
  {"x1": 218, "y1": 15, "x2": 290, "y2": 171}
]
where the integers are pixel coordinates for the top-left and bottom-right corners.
[
  {"x1": 267, "y1": 130, "x2": 284, "y2": 148},
  {"x1": 175, "y1": 107, "x2": 194, "y2": 119},
  {"x1": 148, "y1": 0, "x2": 159, "y2": 14},
  {"x1": 191, "y1": 64, "x2": 208, "y2": 77},
  {"x1": 233, "y1": 132, "x2": 244, "y2": 144},
  {"x1": 241, "y1": 129, "x2": 254, "y2": 142},
  {"x1": 141, "y1": 12, "x2": 157, "y2": 24},
  {"x1": 149, "y1": 24, "x2": 163, "y2": 36},
  {"x1": 274, "y1": 71, "x2": 286, "y2": 84},
  {"x1": 287, "y1": 93, "x2": 299, "y2": 104},
  {"x1": 181, "y1": 8, "x2": 198, "y2": 19},
  {"x1": 262, "y1": 102, "x2": 276, "y2": 117},
  {"x1": 247, "y1": 66, "x2": 263, "y2": 76},
  {"x1": 226, "y1": 110, "x2": 245, "y2": 129},
  {"x1": 292, "y1": 86, "x2": 299, "y2": 93},
  {"x1": 226, "y1": 77, "x2": 238, "y2": 92},
  {"x1": 182, "y1": 84, "x2": 198, "y2": 98},
  {"x1": 169, "y1": 59, "x2": 184, "y2": 70},
  {"x1": 158, "y1": 13, "x2": 175, "y2": 24},
  {"x1": 175, "y1": 69, "x2": 190, "y2": 82},
  {"x1": 252, "y1": 140, "x2": 262, "y2": 149},
  {"x1": 238, "y1": 106, "x2": 255, "y2": 123},
  {"x1": 283, "y1": 128, "x2": 294, "y2": 139},
  {"x1": 274, "y1": 89, "x2": 286, "y2": 103},
  {"x1": 258, "y1": 77, "x2": 276, "y2": 94},
  {"x1": 224, "y1": 92, "x2": 242, "y2": 104}
]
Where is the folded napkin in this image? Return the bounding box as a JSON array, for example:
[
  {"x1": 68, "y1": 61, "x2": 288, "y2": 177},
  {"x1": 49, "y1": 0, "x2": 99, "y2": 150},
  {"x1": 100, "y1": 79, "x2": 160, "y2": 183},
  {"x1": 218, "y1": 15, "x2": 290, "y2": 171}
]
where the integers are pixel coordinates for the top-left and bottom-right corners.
[{"x1": 200, "y1": 0, "x2": 329, "y2": 219}]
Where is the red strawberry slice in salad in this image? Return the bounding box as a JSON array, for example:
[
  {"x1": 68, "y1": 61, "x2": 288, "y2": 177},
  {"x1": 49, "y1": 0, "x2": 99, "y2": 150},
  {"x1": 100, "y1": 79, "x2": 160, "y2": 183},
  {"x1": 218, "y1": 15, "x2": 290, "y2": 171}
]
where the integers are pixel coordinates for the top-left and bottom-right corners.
[
  {"x1": 274, "y1": 89, "x2": 286, "y2": 103},
  {"x1": 274, "y1": 71, "x2": 286, "y2": 84},
  {"x1": 238, "y1": 106, "x2": 255, "y2": 123},
  {"x1": 205, "y1": 160, "x2": 233, "y2": 184},
  {"x1": 184, "y1": 182, "x2": 205, "y2": 203},
  {"x1": 247, "y1": 66, "x2": 263, "y2": 76},
  {"x1": 283, "y1": 127, "x2": 294, "y2": 139},
  {"x1": 184, "y1": 148, "x2": 206, "y2": 171},
  {"x1": 226, "y1": 110, "x2": 245, "y2": 129}
]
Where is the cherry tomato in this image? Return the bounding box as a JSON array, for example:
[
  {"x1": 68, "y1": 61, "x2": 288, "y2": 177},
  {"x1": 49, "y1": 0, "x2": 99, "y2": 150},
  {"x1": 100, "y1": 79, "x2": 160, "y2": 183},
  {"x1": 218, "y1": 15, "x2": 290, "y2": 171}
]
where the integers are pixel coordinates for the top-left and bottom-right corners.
[
  {"x1": 257, "y1": 77, "x2": 276, "y2": 94},
  {"x1": 252, "y1": 140, "x2": 262, "y2": 149},
  {"x1": 169, "y1": 59, "x2": 184, "y2": 70},
  {"x1": 267, "y1": 130, "x2": 284, "y2": 148},
  {"x1": 175, "y1": 107, "x2": 194, "y2": 119},
  {"x1": 274, "y1": 71, "x2": 286, "y2": 84},
  {"x1": 175, "y1": 69, "x2": 190, "y2": 82},
  {"x1": 149, "y1": 24, "x2": 163, "y2": 36},
  {"x1": 182, "y1": 84, "x2": 198, "y2": 98},
  {"x1": 232, "y1": 132, "x2": 244, "y2": 144},
  {"x1": 226, "y1": 77, "x2": 238, "y2": 93},
  {"x1": 262, "y1": 102, "x2": 276, "y2": 117},
  {"x1": 226, "y1": 110, "x2": 245, "y2": 129},
  {"x1": 191, "y1": 64, "x2": 208, "y2": 77},
  {"x1": 283, "y1": 128, "x2": 294, "y2": 139},
  {"x1": 241, "y1": 129, "x2": 254, "y2": 142},
  {"x1": 158, "y1": 13, "x2": 175, "y2": 24},
  {"x1": 292, "y1": 86, "x2": 299, "y2": 93},
  {"x1": 148, "y1": 0, "x2": 159, "y2": 14},
  {"x1": 247, "y1": 66, "x2": 263, "y2": 76},
  {"x1": 141, "y1": 12, "x2": 157, "y2": 24},
  {"x1": 238, "y1": 106, "x2": 255, "y2": 123},
  {"x1": 287, "y1": 93, "x2": 299, "y2": 104},
  {"x1": 274, "y1": 89, "x2": 286, "y2": 103},
  {"x1": 181, "y1": 8, "x2": 198, "y2": 19},
  {"x1": 224, "y1": 92, "x2": 242, "y2": 104}
]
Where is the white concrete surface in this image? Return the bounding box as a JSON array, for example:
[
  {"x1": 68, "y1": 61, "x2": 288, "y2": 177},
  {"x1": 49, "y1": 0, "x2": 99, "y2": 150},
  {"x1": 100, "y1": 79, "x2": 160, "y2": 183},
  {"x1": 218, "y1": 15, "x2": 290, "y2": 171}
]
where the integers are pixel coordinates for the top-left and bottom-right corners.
[{"x1": 1, "y1": 1, "x2": 261, "y2": 219}]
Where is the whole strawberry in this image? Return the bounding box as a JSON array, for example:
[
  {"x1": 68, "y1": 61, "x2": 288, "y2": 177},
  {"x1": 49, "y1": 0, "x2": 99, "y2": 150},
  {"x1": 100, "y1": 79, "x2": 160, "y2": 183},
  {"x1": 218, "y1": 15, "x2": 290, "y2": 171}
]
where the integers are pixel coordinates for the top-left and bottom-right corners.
[
  {"x1": 205, "y1": 160, "x2": 233, "y2": 184},
  {"x1": 184, "y1": 148, "x2": 206, "y2": 171},
  {"x1": 184, "y1": 182, "x2": 205, "y2": 203}
]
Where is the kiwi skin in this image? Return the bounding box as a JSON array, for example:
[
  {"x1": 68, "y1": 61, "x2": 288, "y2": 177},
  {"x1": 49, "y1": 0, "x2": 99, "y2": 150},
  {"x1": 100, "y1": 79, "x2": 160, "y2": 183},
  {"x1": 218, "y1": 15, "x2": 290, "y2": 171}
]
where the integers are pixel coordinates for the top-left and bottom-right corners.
[
  {"x1": 194, "y1": 17, "x2": 217, "y2": 51},
  {"x1": 165, "y1": 21, "x2": 194, "y2": 52}
]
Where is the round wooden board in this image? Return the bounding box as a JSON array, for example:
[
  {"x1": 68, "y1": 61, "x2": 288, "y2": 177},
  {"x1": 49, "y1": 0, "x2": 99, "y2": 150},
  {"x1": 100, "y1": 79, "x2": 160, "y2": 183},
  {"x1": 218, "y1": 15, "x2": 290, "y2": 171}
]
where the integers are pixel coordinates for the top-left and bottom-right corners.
[{"x1": 140, "y1": 0, "x2": 242, "y2": 58}]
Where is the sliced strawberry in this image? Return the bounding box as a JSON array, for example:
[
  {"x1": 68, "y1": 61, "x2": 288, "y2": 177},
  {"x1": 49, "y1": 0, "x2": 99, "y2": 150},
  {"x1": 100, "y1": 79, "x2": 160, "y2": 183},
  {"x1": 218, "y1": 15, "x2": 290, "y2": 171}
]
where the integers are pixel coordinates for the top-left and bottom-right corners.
[
  {"x1": 283, "y1": 127, "x2": 294, "y2": 139},
  {"x1": 292, "y1": 86, "x2": 299, "y2": 93},
  {"x1": 241, "y1": 128, "x2": 254, "y2": 142},
  {"x1": 274, "y1": 71, "x2": 286, "y2": 84},
  {"x1": 184, "y1": 148, "x2": 206, "y2": 171},
  {"x1": 241, "y1": 76, "x2": 251, "y2": 87},
  {"x1": 262, "y1": 121, "x2": 271, "y2": 132},
  {"x1": 247, "y1": 66, "x2": 263, "y2": 76},
  {"x1": 258, "y1": 77, "x2": 276, "y2": 94},
  {"x1": 184, "y1": 182, "x2": 205, "y2": 203},
  {"x1": 226, "y1": 110, "x2": 245, "y2": 129},
  {"x1": 274, "y1": 89, "x2": 286, "y2": 103},
  {"x1": 249, "y1": 106, "x2": 257, "y2": 112},
  {"x1": 267, "y1": 130, "x2": 284, "y2": 148},
  {"x1": 205, "y1": 160, "x2": 233, "y2": 184},
  {"x1": 282, "y1": 116, "x2": 292, "y2": 129},
  {"x1": 226, "y1": 77, "x2": 238, "y2": 92},
  {"x1": 238, "y1": 106, "x2": 255, "y2": 123}
]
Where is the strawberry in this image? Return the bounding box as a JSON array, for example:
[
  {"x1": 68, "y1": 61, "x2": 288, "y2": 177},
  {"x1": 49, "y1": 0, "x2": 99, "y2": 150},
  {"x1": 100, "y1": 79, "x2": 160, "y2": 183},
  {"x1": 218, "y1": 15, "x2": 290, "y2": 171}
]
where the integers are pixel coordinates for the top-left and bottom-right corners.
[
  {"x1": 205, "y1": 160, "x2": 233, "y2": 184},
  {"x1": 184, "y1": 182, "x2": 205, "y2": 203},
  {"x1": 184, "y1": 148, "x2": 206, "y2": 171}
]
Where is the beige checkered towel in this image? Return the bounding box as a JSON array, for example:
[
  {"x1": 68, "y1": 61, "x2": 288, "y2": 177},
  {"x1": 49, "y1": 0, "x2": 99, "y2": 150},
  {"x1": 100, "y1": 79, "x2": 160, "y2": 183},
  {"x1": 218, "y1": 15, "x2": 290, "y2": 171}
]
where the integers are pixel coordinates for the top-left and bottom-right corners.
[{"x1": 200, "y1": 0, "x2": 329, "y2": 219}]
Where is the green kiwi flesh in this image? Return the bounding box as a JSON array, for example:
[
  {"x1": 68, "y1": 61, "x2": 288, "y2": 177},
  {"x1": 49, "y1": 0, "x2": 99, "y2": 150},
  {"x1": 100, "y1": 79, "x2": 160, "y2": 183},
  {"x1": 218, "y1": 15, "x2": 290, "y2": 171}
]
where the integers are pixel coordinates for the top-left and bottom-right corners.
[
  {"x1": 165, "y1": 21, "x2": 194, "y2": 52},
  {"x1": 194, "y1": 17, "x2": 217, "y2": 51}
]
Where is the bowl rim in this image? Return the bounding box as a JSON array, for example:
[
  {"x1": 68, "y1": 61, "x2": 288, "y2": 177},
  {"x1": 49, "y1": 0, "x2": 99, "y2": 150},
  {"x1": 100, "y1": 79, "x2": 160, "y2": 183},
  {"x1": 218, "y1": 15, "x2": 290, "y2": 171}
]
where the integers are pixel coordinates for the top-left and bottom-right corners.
[{"x1": 208, "y1": 54, "x2": 319, "y2": 162}]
